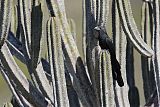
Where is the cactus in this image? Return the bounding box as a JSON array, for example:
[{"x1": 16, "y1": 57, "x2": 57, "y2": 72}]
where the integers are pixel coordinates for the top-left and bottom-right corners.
[{"x1": 0, "y1": 0, "x2": 160, "y2": 107}]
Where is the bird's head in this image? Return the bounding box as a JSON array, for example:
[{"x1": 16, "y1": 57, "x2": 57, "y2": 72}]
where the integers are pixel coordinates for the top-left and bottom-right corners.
[
  {"x1": 94, "y1": 26, "x2": 101, "y2": 39},
  {"x1": 94, "y1": 26, "x2": 106, "y2": 39}
]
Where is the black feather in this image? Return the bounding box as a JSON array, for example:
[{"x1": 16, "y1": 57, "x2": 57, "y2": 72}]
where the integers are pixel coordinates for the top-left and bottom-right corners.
[{"x1": 94, "y1": 26, "x2": 124, "y2": 87}]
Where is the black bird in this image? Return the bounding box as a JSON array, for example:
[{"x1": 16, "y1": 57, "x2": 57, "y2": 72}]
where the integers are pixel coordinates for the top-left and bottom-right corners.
[{"x1": 94, "y1": 26, "x2": 124, "y2": 87}]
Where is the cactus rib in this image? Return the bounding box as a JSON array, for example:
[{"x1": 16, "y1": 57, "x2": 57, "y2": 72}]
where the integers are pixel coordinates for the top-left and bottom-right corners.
[
  {"x1": 0, "y1": 65, "x2": 24, "y2": 107},
  {"x1": 47, "y1": 17, "x2": 70, "y2": 107},
  {"x1": 100, "y1": 51, "x2": 115, "y2": 107},
  {"x1": 116, "y1": 0, "x2": 153, "y2": 57},
  {"x1": 0, "y1": 0, "x2": 12, "y2": 48},
  {"x1": 0, "y1": 43, "x2": 53, "y2": 107},
  {"x1": 152, "y1": 0, "x2": 160, "y2": 104}
]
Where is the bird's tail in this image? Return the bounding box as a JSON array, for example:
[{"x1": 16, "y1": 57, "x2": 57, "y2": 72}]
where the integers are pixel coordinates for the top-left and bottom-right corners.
[{"x1": 112, "y1": 58, "x2": 124, "y2": 87}]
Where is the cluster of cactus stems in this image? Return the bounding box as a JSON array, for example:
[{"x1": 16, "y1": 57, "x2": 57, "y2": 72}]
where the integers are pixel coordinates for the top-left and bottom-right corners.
[{"x1": 0, "y1": 0, "x2": 160, "y2": 106}]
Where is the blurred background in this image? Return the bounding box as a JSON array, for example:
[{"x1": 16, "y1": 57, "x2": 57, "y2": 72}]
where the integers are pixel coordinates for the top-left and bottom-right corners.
[{"x1": 0, "y1": 0, "x2": 144, "y2": 106}]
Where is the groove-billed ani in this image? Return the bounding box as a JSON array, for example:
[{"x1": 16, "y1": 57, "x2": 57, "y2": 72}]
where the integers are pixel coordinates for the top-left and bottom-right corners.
[{"x1": 94, "y1": 26, "x2": 124, "y2": 87}]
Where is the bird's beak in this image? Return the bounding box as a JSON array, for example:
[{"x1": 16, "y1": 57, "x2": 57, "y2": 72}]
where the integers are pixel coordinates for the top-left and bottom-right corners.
[{"x1": 94, "y1": 26, "x2": 100, "y2": 31}]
